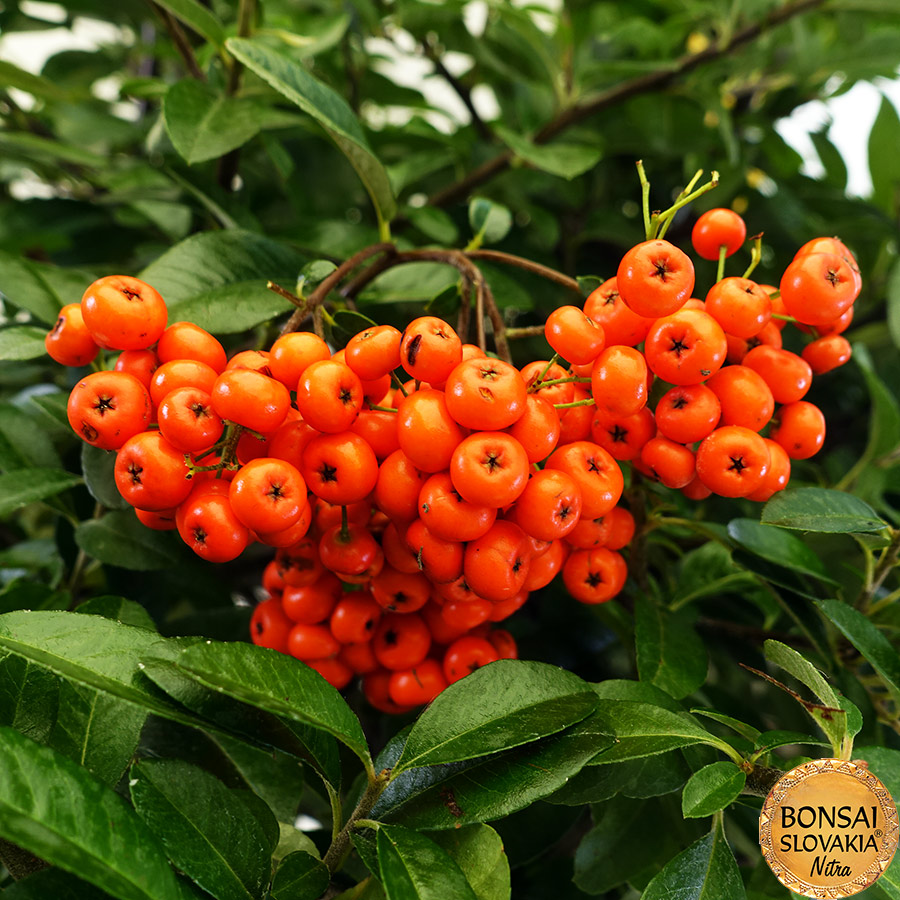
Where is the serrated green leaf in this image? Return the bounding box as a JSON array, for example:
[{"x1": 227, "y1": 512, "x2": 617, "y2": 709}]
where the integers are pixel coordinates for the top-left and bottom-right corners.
[
  {"x1": 635, "y1": 597, "x2": 708, "y2": 699},
  {"x1": 641, "y1": 816, "x2": 746, "y2": 900},
  {"x1": 270, "y1": 851, "x2": 329, "y2": 900},
  {"x1": 764, "y1": 640, "x2": 841, "y2": 708},
  {"x1": 0, "y1": 468, "x2": 82, "y2": 517},
  {"x1": 728, "y1": 519, "x2": 835, "y2": 581},
  {"x1": 76, "y1": 510, "x2": 181, "y2": 571},
  {"x1": 681, "y1": 761, "x2": 746, "y2": 818},
  {"x1": 76, "y1": 596, "x2": 156, "y2": 630},
  {"x1": 226, "y1": 37, "x2": 396, "y2": 225},
  {"x1": 587, "y1": 701, "x2": 723, "y2": 764},
  {"x1": 155, "y1": 0, "x2": 225, "y2": 46},
  {"x1": 377, "y1": 824, "x2": 478, "y2": 900},
  {"x1": 496, "y1": 126, "x2": 601, "y2": 179},
  {"x1": 130, "y1": 759, "x2": 271, "y2": 900},
  {"x1": 751, "y1": 730, "x2": 829, "y2": 757},
  {"x1": 166, "y1": 281, "x2": 295, "y2": 334},
  {"x1": 392, "y1": 660, "x2": 597, "y2": 774},
  {"x1": 373, "y1": 713, "x2": 614, "y2": 830},
  {"x1": 761, "y1": 488, "x2": 886, "y2": 534},
  {"x1": 431, "y1": 826, "x2": 510, "y2": 900},
  {"x1": 817, "y1": 599, "x2": 900, "y2": 697},
  {"x1": 690, "y1": 709, "x2": 761, "y2": 742},
  {"x1": 0, "y1": 727, "x2": 183, "y2": 900},
  {"x1": 468, "y1": 197, "x2": 512, "y2": 245},
  {"x1": 165, "y1": 640, "x2": 371, "y2": 771},
  {"x1": 0, "y1": 326, "x2": 49, "y2": 361}
]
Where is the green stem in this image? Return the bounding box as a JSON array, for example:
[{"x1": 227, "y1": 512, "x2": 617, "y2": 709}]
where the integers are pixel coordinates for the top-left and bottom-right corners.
[
  {"x1": 637, "y1": 160, "x2": 651, "y2": 240},
  {"x1": 532, "y1": 353, "x2": 561, "y2": 389},
  {"x1": 742, "y1": 233, "x2": 764, "y2": 280},
  {"x1": 716, "y1": 244, "x2": 727, "y2": 283},
  {"x1": 652, "y1": 171, "x2": 719, "y2": 239},
  {"x1": 368, "y1": 404, "x2": 398, "y2": 413},
  {"x1": 554, "y1": 397, "x2": 596, "y2": 410},
  {"x1": 856, "y1": 527, "x2": 900, "y2": 613},
  {"x1": 322, "y1": 770, "x2": 391, "y2": 874},
  {"x1": 657, "y1": 169, "x2": 704, "y2": 241}
]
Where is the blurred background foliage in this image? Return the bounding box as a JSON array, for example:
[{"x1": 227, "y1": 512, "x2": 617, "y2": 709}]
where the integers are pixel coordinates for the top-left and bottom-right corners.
[{"x1": 1, "y1": 1, "x2": 900, "y2": 896}]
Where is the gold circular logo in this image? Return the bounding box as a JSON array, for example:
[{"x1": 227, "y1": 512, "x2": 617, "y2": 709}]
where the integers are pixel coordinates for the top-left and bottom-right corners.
[{"x1": 759, "y1": 759, "x2": 899, "y2": 897}]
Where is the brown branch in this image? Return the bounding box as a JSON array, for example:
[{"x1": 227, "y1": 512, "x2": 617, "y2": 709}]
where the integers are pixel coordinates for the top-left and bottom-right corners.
[
  {"x1": 427, "y1": 0, "x2": 828, "y2": 209},
  {"x1": 506, "y1": 325, "x2": 546, "y2": 339},
  {"x1": 466, "y1": 249, "x2": 582, "y2": 294},
  {"x1": 152, "y1": 3, "x2": 205, "y2": 81},
  {"x1": 483, "y1": 281, "x2": 510, "y2": 362}
]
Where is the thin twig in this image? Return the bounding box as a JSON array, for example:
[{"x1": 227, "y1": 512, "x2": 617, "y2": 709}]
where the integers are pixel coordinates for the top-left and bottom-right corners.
[
  {"x1": 465, "y1": 249, "x2": 581, "y2": 294},
  {"x1": 426, "y1": 0, "x2": 827, "y2": 209},
  {"x1": 152, "y1": 4, "x2": 205, "y2": 81},
  {"x1": 857, "y1": 528, "x2": 900, "y2": 613},
  {"x1": 267, "y1": 281, "x2": 304, "y2": 308}
]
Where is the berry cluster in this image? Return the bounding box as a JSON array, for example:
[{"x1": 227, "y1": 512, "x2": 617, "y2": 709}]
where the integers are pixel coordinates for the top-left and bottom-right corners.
[{"x1": 45, "y1": 207, "x2": 860, "y2": 712}]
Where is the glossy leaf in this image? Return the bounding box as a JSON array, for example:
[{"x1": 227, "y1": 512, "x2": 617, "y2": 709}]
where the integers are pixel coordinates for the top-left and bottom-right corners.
[
  {"x1": 0, "y1": 403, "x2": 62, "y2": 471},
  {"x1": 0, "y1": 469, "x2": 81, "y2": 517},
  {"x1": 164, "y1": 640, "x2": 371, "y2": 770},
  {"x1": 761, "y1": 488, "x2": 886, "y2": 533},
  {"x1": 496, "y1": 126, "x2": 601, "y2": 179},
  {"x1": 0, "y1": 325, "x2": 52, "y2": 360},
  {"x1": 76, "y1": 510, "x2": 182, "y2": 571},
  {"x1": 817, "y1": 599, "x2": 900, "y2": 696},
  {"x1": 81, "y1": 444, "x2": 129, "y2": 510},
  {"x1": 641, "y1": 817, "x2": 746, "y2": 900},
  {"x1": 392, "y1": 660, "x2": 597, "y2": 773},
  {"x1": 270, "y1": 851, "x2": 329, "y2": 900},
  {"x1": 681, "y1": 761, "x2": 746, "y2": 818},
  {"x1": 0, "y1": 252, "x2": 87, "y2": 325},
  {"x1": 751, "y1": 730, "x2": 829, "y2": 757},
  {"x1": 0, "y1": 727, "x2": 183, "y2": 900},
  {"x1": 634, "y1": 596, "x2": 708, "y2": 699},
  {"x1": 226, "y1": 37, "x2": 396, "y2": 224},
  {"x1": 587, "y1": 701, "x2": 724, "y2": 764},
  {"x1": 165, "y1": 282, "x2": 296, "y2": 334},
  {"x1": 431, "y1": 826, "x2": 510, "y2": 900},
  {"x1": 76, "y1": 596, "x2": 156, "y2": 630},
  {"x1": 373, "y1": 712, "x2": 614, "y2": 830},
  {"x1": 130, "y1": 759, "x2": 271, "y2": 900},
  {"x1": 376, "y1": 824, "x2": 478, "y2": 900},
  {"x1": 728, "y1": 518, "x2": 835, "y2": 581}
]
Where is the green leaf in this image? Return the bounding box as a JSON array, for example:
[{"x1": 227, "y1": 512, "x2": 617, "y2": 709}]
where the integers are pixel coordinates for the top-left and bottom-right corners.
[
  {"x1": 377, "y1": 824, "x2": 478, "y2": 900},
  {"x1": 392, "y1": 660, "x2": 597, "y2": 774},
  {"x1": 430, "y1": 826, "x2": 510, "y2": 900},
  {"x1": 226, "y1": 37, "x2": 396, "y2": 224},
  {"x1": 164, "y1": 80, "x2": 301, "y2": 165},
  {"x1": 76, "y1": 510, "x2": 182, "y2": 571},
  {"x1": 588, "y1": 701, "x2": 723, "y2": 764},
  {"x1": 167, "y1": 282, "x2": 295, "y2": 334},
  {"x1": 817, "y1": 599, "x2": 900, "y2": 697},
  {"x1": 373, "y1": 713, "x2": 614, "y2": 830},
  {"x1": 854, "y1": 746, "x2": 900, "y2": 800},
  {"x1": 48, "y1": 680, "x2": 147, "y2": 786},
  {"x1": 869, "y1": 93, "x2": 900, "y2": 216},
  {"x1": 0, "y1": 132, "x2": 106, "y2": 168},
  {"x1": 297, "y1": 259, "x2": 338, "y2": 295},
  {"x1": 0, "y1": 60, "x2": 69, "y2": 100},
  {"x1": 155, "y1": 0, "x2": 225, "y2": 46},
  {"x1": 573, "y1": 796, "x2": 680, "y2": 895},
  {"x1": 763, "y1": 640, "x2": 841, "y2": 708},
  {"x1": 592, "y1": 679, "x2": 684, "y2": 712},
  {"x1": 0, "y1": 649, "x2": 59, "y2": 743},
  {"x1": 853, "y1": 343, "x2": 900, "y2": 467},
  {"x1": 751, "y1": 730, "x2": 829, "y2": 757},
  {"x1": 681, "y1": 762, "x2": 746, "y2": 818},
  {"x1": 406, "y1": 206, "x2": 460, "y2": 244},
  {"x1": 690, "y1": 709, "x2": 761, "y2": 742},
  {"x1": 3, "y1": 868, "x2": 112, "y2": 899},
  {"x1": 496, "y1": 126, "x2": 601, "y2": 179},
  {"x1": 634, "y1": 597, "x2": 708, "y2": 700},
  {"x1": 143, "y1": 657, "x2": 341, "y2": 788},
  {"x1": 0, "y1": 727, "x2": 183, "y2": 900},
  {"x1": 0, "y1": 252, "x2": 93, "y2": 325},
  {"x1": 548, "y1": 751, "x2": 689, "y2": 805},
  {"x1": 76, "y1": 596, "x2": 156, "y2": 630},
  {"x1": 164, "y1": 640, "x2": 371, "y2": 771},
  {"x1": 81, "y1": 444, "x2": 129, "y2": 510},
  {"x1": 641, "y1": 817, "x2": 746, "y2": 900},
  {"x1": 0, "y1": 469, "x2": 82, "y2": 517},
  {"x1": 0, "y1": 403, "x2": 62, "y2": 471},
  {"x1": 728, "y1": 519, "x2": 835, "y2": 581},
  {"x1": 138, "y1": 230, "x2": 306, "y2": 307},
  {"x1": 130, "y1": 759, "x2": 271, "y2": 900},
  {"x1": 887, "y1": 260, "x2": 900, "y2": 351},
  {"x1": 0, "y1": 326, "x2": 50, "y2": 361},
  {"x1": 761, "y1": 488, "x2": 886, "y2": 534},
  {"x1": 468, "y1": 198, "x2": 513, "y2": 245},
  {"x1": 270, "y1": 851, "x2": 330, "y2": 900}
]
